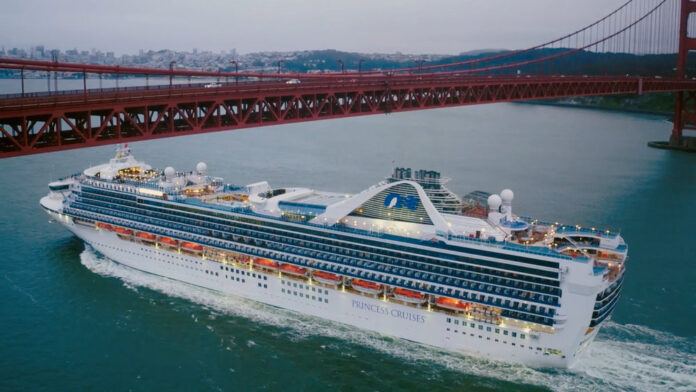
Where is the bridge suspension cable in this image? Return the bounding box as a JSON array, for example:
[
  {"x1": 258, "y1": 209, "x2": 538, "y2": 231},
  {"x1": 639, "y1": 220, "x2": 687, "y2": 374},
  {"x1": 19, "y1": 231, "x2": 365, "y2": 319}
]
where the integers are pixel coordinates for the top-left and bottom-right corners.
[
  {"x1": 381, "y1": 0, "x2": 681, "y2": 76},
  {"x1": 408, "y1": 0, "x2": 679, "y2": 77}
]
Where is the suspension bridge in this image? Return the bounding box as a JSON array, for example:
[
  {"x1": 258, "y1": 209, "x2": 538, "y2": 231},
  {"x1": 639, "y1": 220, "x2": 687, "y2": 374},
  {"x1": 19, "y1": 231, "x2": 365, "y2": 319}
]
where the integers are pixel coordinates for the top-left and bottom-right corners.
[{"x1": 1, "y1": 0, "x2": 695, "y2": 158}]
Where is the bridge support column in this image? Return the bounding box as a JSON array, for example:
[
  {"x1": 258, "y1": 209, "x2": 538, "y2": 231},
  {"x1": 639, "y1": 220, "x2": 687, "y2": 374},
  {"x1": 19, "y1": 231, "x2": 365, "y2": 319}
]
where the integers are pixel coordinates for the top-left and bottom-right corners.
[
  {"x1": 651, "y1": 0, "x2": 696, "y2": 151},
  {"x1": 668, "y1": 0, "x2": 696, "y2": 150}
]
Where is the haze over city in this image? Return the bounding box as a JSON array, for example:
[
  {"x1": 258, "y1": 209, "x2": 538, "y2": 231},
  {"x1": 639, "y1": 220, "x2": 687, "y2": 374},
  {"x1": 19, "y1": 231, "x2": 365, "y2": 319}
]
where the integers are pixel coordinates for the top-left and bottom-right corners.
[{"x1": 1, "y1": 0, "x2": 627, "y2": 55}]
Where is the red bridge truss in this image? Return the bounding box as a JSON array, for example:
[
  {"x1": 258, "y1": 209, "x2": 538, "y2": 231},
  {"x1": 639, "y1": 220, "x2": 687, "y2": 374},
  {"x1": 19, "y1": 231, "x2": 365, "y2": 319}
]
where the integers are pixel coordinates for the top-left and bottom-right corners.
[{"x1": 1, "y1": 75, "x2": 694, "y2": 157}]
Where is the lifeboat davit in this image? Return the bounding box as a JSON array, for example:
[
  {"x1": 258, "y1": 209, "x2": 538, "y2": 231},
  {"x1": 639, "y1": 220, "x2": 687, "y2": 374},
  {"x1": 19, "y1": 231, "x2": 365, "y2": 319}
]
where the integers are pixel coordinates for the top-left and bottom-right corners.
[
  {"x1": 136, "y1": 231, "x2": 156, "y2": 242},
  {"x1": 112, "y1": 226, "x2": 134, "y2": 236},
  {"x1": 158, "y1": 236, "x2": 179, "y2": 246},
  {"x1": 97, "y1": 222, "x2": 112, "y2": 230},
  {"x1": 392, "y1": 287, "x2": 427, "y2": 304},
  {"x1": 280, "y1": 264, "x2": 308, "y2": 277},
  {"x1": 435, "y1": 296, "x2": 470, "y2": 312},
  {"x1": 254, "y1": 258, "x2": 279, "y2": 270},
  {"x1": 312, "y1": 271, "x2": 342, "y2": 286},
  {"x1": 181, "y1": 241, "x2": 204, "y2": 253},
  {"x1": 351, "y1": 278, "x2": 383, "y2": 295}
]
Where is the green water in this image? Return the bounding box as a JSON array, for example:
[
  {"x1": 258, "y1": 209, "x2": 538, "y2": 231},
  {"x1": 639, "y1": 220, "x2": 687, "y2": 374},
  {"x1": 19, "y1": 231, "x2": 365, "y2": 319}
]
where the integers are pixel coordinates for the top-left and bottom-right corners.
[{"x1": 1, "y1": 103, "x2": 694, "y2": 391}]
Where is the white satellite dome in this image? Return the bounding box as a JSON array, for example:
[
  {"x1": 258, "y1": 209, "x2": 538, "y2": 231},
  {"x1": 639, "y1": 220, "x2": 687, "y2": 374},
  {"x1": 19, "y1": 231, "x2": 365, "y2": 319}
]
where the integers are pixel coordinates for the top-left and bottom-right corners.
[
  {"x1": 164, "y1": 166, "x2": 176, "y2": 179},
  {"x1": 196, "y1": 162, "x2": 207, "y2": 175},
  {"x1": 487, "y1": 194, "x2": 502, "y2": 210},
  {"x1": 500, "y1": 189, "x2": 514, "y2": 203}
]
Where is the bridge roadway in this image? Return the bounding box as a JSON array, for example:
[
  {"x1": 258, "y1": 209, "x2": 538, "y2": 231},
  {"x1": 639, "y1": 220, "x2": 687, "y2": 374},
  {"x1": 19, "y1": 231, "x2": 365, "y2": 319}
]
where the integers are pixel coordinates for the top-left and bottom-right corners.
[{"x1": 1, "y1": 74, "x2": 694, "y2": 157}]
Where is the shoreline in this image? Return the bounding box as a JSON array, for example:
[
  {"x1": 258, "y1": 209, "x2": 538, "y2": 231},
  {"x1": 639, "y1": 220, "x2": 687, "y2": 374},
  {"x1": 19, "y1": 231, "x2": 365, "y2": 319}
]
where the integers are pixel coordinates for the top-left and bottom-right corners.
[{"x1": 516, "y1": 100, "x2": 672, "y2": 119}]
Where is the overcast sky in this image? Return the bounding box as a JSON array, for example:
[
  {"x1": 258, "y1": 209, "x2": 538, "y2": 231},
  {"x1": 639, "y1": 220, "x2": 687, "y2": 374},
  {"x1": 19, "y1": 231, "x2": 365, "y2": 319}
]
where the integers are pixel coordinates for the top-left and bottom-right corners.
[{"x1": 1, "y1": 0, "x2": 628, "y2": 55}]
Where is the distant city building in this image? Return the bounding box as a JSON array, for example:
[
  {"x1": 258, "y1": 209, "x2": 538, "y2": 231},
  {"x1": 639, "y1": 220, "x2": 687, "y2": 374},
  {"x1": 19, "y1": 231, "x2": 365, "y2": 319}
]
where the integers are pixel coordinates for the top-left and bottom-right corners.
[{"x1": 0, "y1": 44, "x2": 451, "y2": 75}]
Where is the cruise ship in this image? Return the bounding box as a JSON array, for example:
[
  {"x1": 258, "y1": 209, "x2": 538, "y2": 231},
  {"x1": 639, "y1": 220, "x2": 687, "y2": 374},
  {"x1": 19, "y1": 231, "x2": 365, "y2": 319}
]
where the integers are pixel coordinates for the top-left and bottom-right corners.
[{"x1": 40, "y1": 145, "x2": 626, "y2": 368}]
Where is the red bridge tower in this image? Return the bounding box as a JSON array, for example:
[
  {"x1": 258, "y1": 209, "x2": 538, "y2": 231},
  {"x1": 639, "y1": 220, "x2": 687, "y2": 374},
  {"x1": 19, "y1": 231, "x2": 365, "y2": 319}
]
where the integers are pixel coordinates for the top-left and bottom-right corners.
[{"x1": 671, "y1": 0, "x2": 696, "y2": 149}]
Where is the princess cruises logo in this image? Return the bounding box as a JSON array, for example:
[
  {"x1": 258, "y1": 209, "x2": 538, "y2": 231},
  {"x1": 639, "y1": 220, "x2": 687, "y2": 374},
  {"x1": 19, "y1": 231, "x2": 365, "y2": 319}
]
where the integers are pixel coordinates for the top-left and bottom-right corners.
[{"x1": 384, "y1": 193, "x2": 420, "y2": 210}]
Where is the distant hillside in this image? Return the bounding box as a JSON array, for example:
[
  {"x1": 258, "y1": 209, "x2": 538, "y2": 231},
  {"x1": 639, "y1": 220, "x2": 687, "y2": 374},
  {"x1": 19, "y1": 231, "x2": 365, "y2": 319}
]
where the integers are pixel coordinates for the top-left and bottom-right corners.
[{"x1": 251, "y1": 48, "x2": 686, "y2": 76}]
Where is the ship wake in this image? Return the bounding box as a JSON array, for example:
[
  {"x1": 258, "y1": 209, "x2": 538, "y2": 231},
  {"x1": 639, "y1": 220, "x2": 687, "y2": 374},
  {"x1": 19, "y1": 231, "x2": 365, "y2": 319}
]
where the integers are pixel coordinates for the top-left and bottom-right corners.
[{"x1": 79, "y1": 246, "x2": 696, "y2": 392}]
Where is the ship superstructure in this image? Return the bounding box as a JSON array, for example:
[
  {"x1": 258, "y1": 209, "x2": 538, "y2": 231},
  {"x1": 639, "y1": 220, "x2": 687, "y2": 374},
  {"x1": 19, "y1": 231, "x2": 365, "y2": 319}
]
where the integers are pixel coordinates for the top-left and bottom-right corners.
[{"x1": 40, "y1": 146, "x2": 627, "y2": 368}]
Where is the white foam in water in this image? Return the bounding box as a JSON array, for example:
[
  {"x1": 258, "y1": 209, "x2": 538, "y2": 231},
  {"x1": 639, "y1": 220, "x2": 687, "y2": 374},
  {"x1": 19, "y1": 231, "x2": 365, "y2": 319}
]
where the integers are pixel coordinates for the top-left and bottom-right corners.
[{"x1": 79, "y1": 246, "x2": 696, "y2": 392}]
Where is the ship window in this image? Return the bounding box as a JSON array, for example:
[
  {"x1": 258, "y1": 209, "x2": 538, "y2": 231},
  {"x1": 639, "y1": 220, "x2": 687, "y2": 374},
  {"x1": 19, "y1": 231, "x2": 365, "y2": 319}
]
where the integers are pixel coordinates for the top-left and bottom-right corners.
[
  {"x1": 447, "y1": 328, "x2": 450, "y2": 332},
  {"x1": 258, "y1": 283, "x2": 261, "y2": 287},
  {"x1": 495, "y1": 328, "x2": 500, "y2": 334},
  {"x1": 454, "y1": 320, "x2": 459, "y2": 325},
  {"x1": 504, "y1": 331, "x2": 509, "y2": 336},
  {"x1": 470, "y1": 323, "x2": 475, "y2": 328},
  {"x1": 312, "y1": 296, "x2": 316, "y2": 300},
  {"x1": 478, "y1": 325, "x2": 483, "y2": 330},
  {"x1": 486, "y1": 327, "x2": 491, "y2": 332},
  {"x1": 324, "y1": 299, "x2": 328, "y2": 303},
  {"x1": 282, "y1": 289, "x2": 285, "y2": 293},
  {"x1": 446, "y1": 318, "x2": 451, "y2": 323},
  {"x1": 512, "y1": 332, "x2": 517, "y2": 337},
  {"x1": 520, "y1": 334, "x2": 526, "y2": 340}
]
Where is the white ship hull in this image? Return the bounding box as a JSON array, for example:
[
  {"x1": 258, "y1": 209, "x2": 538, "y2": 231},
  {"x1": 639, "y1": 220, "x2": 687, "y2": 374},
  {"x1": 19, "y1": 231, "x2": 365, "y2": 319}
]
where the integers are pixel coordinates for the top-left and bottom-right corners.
[{"x1": 47, "y1": 206, "x2": 600, "y2": 368}]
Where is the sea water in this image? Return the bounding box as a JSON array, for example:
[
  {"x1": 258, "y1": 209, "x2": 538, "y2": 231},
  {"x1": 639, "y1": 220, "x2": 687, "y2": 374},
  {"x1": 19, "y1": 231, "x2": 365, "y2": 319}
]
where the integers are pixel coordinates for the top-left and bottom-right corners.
[{"x1": 0, "y1": 99, "x2": 694, "y2": 391}]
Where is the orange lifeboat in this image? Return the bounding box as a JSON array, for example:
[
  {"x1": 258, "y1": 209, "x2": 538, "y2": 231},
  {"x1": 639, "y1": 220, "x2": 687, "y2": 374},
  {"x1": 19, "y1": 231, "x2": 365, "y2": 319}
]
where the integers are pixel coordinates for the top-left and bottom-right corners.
[
  {"x1": 279, "y1": 264, "x2": 308, "y2": 277},
  {"x1": 181, "y1": 241, "x2": 204, "y2": 253},
  {"x1": 235, "y1": 254, "x2": 251, "y2": 265},
  {"x1": 97, "y1": 222, "x2": 112, "y2": 230},
  {"x1": 435, "y1": 296, "x2": 470, "y2": 312},
  {"x1": 351, "y1": 279, "x2": 383, "y2": 295},
  {"x1": 392, "y1": 287, "x2": 426, "y2": 304},
  {"x1": 312, "y1": 271, "x2": 342, "y2": 286},
  {"x1": 112, "y1": 226, "x2": 134, "y2": 236},
  {"x1": 158, "y1": 236, "x2": 179, "y2": 246},
  {"x1": 136, "y1": 232, "x2": 156, "y2": 242},
  {"x1": 254, "y1": 258, "x2": 279, "y2": 270}
]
